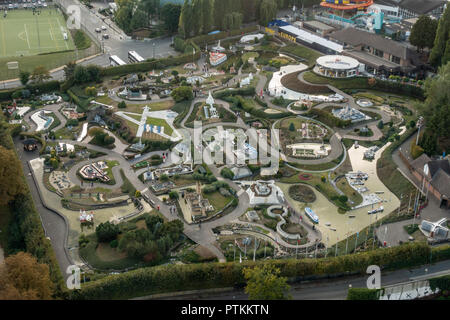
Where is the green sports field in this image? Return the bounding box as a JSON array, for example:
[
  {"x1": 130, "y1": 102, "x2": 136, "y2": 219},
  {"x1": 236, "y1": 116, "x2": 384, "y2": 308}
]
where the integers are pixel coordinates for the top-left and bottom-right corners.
[{"x1": 0, "y1": 8, "x2": 75, "y2": 58}]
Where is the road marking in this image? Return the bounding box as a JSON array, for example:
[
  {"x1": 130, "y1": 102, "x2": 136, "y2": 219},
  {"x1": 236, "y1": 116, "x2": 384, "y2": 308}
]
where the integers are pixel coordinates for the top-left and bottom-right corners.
[
  {"x1": 48, "y1": 18, "x2": 59, "y2": 51},
  {"x1": 24, "y1": 24, "x2": 31, "y2": 49},
  {"x1": 0, "y1": 20, "x2": 6, "y2": 56},
  {"x1": 141, "y1": 188, "x2": 148, "y2": 193},
  {"x1": 56, "y1": 17, "x2": 69, "y2": 50}
]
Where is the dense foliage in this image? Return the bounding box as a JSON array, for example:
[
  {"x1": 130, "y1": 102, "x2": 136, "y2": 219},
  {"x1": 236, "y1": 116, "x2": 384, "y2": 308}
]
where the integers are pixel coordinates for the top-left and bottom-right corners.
[
  {"x1": 70, "y1": 242, "x2": 445, "y2": 300},
  {"x1": 419, "y1": 62, "x2": 450, "y2": 154},
  {"x1": 430, "y1": 5, "x2": 450, "y2": 67}
]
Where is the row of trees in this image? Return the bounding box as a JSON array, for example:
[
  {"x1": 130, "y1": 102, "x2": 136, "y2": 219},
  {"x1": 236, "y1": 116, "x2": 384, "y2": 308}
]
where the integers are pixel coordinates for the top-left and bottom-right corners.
[
  {"x1": 419, "y1": 61, "x2": 450, "y2": 155},
  {"x1": 178, "y1": 0, "x2": 278, "y2": 38},
  {"x1": 114, "y1": 0, "x2": 182, "y2": 35},
  {"x1": 96, "y1": 214, "x2": 184, "y2": 262},
  {"x1": 429, "y1": 5, "x2": 450, "y2": 68}
]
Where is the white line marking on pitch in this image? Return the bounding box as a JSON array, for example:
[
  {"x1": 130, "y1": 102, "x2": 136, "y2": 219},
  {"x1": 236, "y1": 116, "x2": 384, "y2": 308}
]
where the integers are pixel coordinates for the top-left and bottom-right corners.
[
  {"x1": 56, "y1": 18, "x2": 69, "y2": 50},
  {"x1": 24, "y1": 24, "x2": 31, "y2": 49}
]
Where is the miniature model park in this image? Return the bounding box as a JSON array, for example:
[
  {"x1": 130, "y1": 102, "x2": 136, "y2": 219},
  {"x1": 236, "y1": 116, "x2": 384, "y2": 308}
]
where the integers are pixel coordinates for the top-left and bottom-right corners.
[{"x1": 0, "y1": 0, "x2": 449, "y2": 302}]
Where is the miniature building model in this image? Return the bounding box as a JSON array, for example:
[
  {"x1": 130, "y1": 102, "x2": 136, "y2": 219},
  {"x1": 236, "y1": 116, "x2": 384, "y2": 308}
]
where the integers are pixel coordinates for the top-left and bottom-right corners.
[
  {"x1": 332, "y1": 105, "x2": 371, "y2": 122},
  {"x1": 185, "y1": 181, "x2": 214, "y2": 218},
  {"x1": 79, "y1": 161, "x2": 110, "y2": 182}
]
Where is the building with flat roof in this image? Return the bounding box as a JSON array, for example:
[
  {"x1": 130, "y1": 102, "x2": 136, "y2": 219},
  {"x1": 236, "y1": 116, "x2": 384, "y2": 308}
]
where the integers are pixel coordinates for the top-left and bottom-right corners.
[
  {"x1": 277, "y1": 24, "x2": 344, "y2": 55},
  {"x1": 296, "y1": 20, "x2": 336, "y2": 36},
  {"x1": 329, "y1": 28, "x2": 422, "y2": 74},
  {"x1": 373, "y1": 0, "x2": 446, "y2": 18}
]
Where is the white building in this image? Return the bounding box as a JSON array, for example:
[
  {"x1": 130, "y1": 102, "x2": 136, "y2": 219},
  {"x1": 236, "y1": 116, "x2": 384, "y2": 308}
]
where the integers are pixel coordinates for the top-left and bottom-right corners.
[{"x1": 315, "y1": 55, "x2": 361, "y2": 78}]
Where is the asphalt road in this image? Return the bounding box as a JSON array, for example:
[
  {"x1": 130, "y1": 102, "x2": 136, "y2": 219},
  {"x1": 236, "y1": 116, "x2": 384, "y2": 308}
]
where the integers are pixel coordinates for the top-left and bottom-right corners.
[{"x1": 14, "y1": 137, "x2": 73, "y2": 280}]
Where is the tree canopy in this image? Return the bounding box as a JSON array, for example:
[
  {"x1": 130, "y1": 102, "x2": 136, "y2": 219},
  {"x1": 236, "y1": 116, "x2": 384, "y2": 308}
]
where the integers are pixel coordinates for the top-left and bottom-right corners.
[
  {"x1": 419, "y1": 61, "x2": 450, "y2": 154},
  {"x1": 0, "y1": 145, "x2": 27, "y2": 206},
  {"x1": 409, "y1": 15, "x2": 438, "y2": 51},
  {"x1": 430, "y1": 5, "x2": 450, "y2": 67},
  {"x1": 243, "y1": 264, "x2": 291, "y2": 300},
  {"x1": 0, "y1": 252, "x2": 54, "y2": 300}
]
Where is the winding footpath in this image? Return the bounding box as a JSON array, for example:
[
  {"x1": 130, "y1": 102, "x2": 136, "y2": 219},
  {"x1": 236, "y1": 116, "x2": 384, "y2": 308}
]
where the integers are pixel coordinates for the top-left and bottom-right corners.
[{"x1": 19, "y1": 57, "x2": 393, "y2": 271}]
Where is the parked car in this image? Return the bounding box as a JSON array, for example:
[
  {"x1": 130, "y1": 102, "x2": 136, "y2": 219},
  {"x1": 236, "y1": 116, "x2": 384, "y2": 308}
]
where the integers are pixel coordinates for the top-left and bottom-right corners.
[
  {"x1": 101, "y1": 25, "x2": 107, "y2": 31},
  {"x1": 95, "y1": 28, "x2": 101, "y2": 33},
  {"x1": 102, "y1": 34, "x2": 109, "y2": 39}
]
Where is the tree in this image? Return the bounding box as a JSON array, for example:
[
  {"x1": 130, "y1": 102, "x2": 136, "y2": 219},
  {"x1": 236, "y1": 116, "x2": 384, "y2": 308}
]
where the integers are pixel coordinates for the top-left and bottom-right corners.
[
  {"x1": 115, "y1": 0, "x2": 134, "y2": 34},
  {"x1": 409, "y1": 15, "x2": 438, "y2": 52},
  {"x1": 201, "y1": 0, "x2": 213, "y2": 34},
  {"x1": 161, "y1": 3, "x2": 181, "y2": 34},
  {"x1": 85, "y1": 86, "x2": 97, "y2": 97},
  {"x1": 220, "y1": 167, "x2": 235, "y2": 179},
  {"x1": 63, "y1": 61, "x2": 77, "y2": 81},
  {"x1": 289, "y1": 122, "x2": 295, "y2": 131},
  {"x1": 0, "y1": 252, "x2": 53, "y2": 300},
  {"x1": 377, "y1": 120, "x2": 384, "y2": 129},
  {"x1": 118, "y1": 101, "x2": 127, "y2": 109},
  {"x1": 19, "y1": 71, "x2": 30, "y2": 86},
  {"x1": 179, "y1": 0, "x2": 193, "y2": 38},
  {"x1": 95, "y1": 221, "x2": 120, "y2": 242},
  {"x1": 130, "y1": 6, "x2": 148, "y2": 31},
  {"x1": 171, "y1": 86, "x2": 193, "y2": 102},
  {"x1": 259, "y1": 0, "x2": 277, "y2": 26},
  {"x1": 419, "y1": 61, "x2": 450, "y2": 154},
  {"x1": 73, "y1": 65, "x2": 90, "y2": 84},
  {"x1": 243, "y1": 264, "x2": 291, "y2": 300},
  {"x1": 30, "y1": 66, "x2": 51, "y2": 83},
  {"x1": 0, "y1": 145, "x2": 26, "y2": 206},
  {"x1": 169, "y1": 190, "x2": 179, "y2": 199},
  {"x1": 430, "y1": 5, "x2": 450, "y2": 67}
]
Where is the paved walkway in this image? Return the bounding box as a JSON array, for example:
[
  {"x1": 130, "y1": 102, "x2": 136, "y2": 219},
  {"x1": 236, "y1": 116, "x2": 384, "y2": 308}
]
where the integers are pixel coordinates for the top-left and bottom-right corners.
[
  {"x1": 376, "y1": 129, "x2": 450, "y2": 247},
  {"x1": 0, "y1": 246, "x2": 4, "y2": 265}
]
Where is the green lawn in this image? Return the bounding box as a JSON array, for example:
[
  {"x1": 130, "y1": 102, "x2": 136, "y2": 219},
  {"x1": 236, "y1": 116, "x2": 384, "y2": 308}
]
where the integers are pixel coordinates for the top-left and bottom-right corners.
[
  {"x1": 0, "y1": 9, "x2": 99, "y2": 80},
  {"x1": 280, "y1": 44, "x2": 323, "y2": 66},
  {"x1": 128, "y1": 113, "x2": 173, "y2": 136},
  {"x1": 0, "y1": 8, "x2": 75, "y2": 58},
  {"x1": 202, "y1": 191, "x2": 233, "y2": 215}
]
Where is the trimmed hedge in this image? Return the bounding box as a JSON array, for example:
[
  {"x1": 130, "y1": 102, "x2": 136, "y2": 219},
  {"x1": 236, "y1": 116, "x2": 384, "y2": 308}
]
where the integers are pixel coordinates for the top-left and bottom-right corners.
[
  {"x1": 429, "y1": 275, "x2": 450, "y2": 292},
  {"x1": 0, "y1": 80, "x2": 61, "y2": 101},
  {"x1": 69, "y1": 242, "x2": 440, "y2": 300},
  {"x1": 347, "y1": 288, "x2": 382, "y2": 300}
]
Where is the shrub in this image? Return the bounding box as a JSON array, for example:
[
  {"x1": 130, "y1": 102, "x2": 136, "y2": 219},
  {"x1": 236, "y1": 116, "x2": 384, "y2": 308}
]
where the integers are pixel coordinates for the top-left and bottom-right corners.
[
  {"x1": 220, "y1": 167, "x2": 235, "y2": 180},
  {"x1": 95, "y1": 221, "x2": 120, "y2": 243},
  {"x1": 410, "y1": 141, "x2": 424, "y2": 159},
  {"x1": 347, "y1": 288, "x2": 381, "y2": 300},
  {"x1": 171, "y1": 86, "x2": 193, "y2": 102}
]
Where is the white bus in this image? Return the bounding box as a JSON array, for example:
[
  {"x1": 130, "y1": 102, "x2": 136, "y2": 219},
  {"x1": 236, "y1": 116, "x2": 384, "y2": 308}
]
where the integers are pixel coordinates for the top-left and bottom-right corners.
[
  {"x1": 109, "y1": 55, "x2": 127, "y2": 66},
  {"x1": 128, "y1": 50, "x2": 145, "y2": 63}
]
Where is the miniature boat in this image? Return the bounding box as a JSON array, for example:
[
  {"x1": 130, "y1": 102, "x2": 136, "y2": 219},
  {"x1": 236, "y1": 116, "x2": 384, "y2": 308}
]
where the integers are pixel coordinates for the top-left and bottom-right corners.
[
  {"x1": 368, "y1": 206, "x2": 384, "y2": 214},
  {"x1": 305, "y1": 207, "x2": 319, "y2": 224}
]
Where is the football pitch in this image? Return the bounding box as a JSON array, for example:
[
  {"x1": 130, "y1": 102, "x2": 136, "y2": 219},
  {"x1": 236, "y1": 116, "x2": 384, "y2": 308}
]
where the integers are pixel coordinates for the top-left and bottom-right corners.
[{"x1": 0, "y1": 8, "x2": 75, "y2": 58}]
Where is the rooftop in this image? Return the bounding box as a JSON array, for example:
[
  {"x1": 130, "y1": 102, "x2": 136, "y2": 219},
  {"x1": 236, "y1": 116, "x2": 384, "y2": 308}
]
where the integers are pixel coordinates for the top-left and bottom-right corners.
[
  {"x1": 375, "y1": 0, "x2": 446, "y2": 14},
  {"x1": 329, "y1": 28, "x2": 411, "y2": 59}
]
